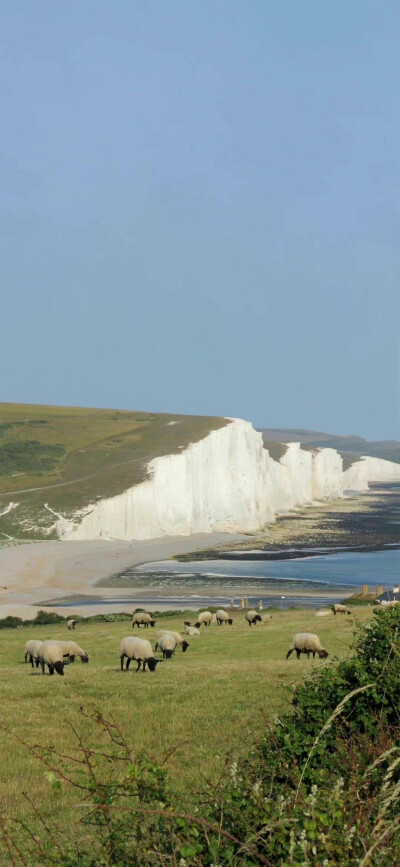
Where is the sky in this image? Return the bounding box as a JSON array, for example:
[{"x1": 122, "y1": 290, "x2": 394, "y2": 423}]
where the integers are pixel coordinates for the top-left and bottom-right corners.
[{"x1": 1, "y1": 1, "x2": 399, "y2": 440}]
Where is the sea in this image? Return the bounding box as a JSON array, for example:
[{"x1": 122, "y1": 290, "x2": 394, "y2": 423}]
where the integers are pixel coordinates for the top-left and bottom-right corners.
[{"x1": 56, "y1": 547, "x2": 400, "y2": 610}]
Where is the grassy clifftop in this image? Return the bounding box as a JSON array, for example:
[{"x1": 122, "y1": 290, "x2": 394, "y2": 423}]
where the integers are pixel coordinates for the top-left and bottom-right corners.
[{"x1": 0, "y1": 403, "x2": 228, "y2": 539}]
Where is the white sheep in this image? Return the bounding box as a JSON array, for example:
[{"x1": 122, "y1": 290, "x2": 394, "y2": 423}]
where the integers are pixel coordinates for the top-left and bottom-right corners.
[
  {"x1": 194, "y1": 611, "x2": 213, "y2": 628},
  {"x1": 119, "y1": 637, "x2": 162, "y2": 672},
  {"x1": 286, "y1": 633, "x2": 329, "y2": 660},
  {"x1": 262, "y1": 614, "x2": 272, "y2": 623},
  {"x1": 185, "y1": 625, "x2": 200, "y2": 637},
  {"x1": 131, "y1": 611, "x2": 156, "y2": 628},
  {"x1": 215, "y1": 609, "x2": 233, "y2": 626},
  {"x1": 67, "y1": 619, "x2": 77, "y2": 631},
  {"x1": 37, "y1": 641, "x2": 67, "y2": 676},
  {"x1": 57, "y1": 640, "x2": 89, "y2": 663},
  {"x1": 24, "y1": 639, "x2": 44, "y2": 668},
  {"x1": 333, "y1": 604, "x2": 351, "y2": 615},
  {"x1": 157, "y1": 631, "x2": 190, "y2": 652},
  {"x1": 245, "y1": 610, "x2": 262, "y2": 626}
]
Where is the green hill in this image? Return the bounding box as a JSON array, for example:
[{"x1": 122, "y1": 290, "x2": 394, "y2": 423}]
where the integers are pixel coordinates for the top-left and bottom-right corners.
[{"x1": 0, "y1": 403, "x2": 227, "y2": 539}]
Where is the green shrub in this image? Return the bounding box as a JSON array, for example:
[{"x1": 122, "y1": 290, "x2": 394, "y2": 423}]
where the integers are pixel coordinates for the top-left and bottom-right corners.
[
  {"x1": 31, "y1": 610, "x2": 66, "y2": 625},
  {"x1": 0, "y1": 616, "x2": 23, "y2": 629}
]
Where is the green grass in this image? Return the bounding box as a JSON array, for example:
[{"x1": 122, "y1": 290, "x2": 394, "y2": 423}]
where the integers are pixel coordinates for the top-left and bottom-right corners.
[
  {"x1": 0, "y1": 403, "x2": 227, "y2": 538},
  {"x1": 0, "y1": 607, "x2": 372, "y2": 843}
]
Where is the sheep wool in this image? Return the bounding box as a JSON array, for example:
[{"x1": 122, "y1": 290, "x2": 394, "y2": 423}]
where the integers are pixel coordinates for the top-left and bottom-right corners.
[
  {"x1": 286, "y1": 633, "x2": 329, "y2": 660},
  {"x1": 57, "y1": 641, "x2": 89, "y2": 663},
  {"x1": 24, "y1": 639, "x2": 44, "y2": 668},
  {"x1": 333, "y1": 604, "x2": 351, "y2": 615},
  {"x1": 245, "y1": 610, "x2": 262, "y2": 626},
  {"x1": 119, "y1": 637, "x2": 161, "y2": 672},
  {"x1": 157, "y1": 631, "x2": 190, "y2": 652},
  {"x1": 216, "y1": 610, "x2": 233, "y2": 626},
  {"x1": 131, "y1": 611, "x2": 156, "y2": 628},
  {"x1": 194, "y1": 611, "x2": 213, "y2": 628},
  {"x1": 185, "y1": 626, "x2": 200, "y2": 637},
  {"x1": 37, "y1": 641, "x2": 66, "y2": 676}
]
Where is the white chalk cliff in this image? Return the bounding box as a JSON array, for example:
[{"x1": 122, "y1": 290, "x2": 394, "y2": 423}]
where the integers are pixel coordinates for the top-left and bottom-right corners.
[
  {"x1": 342, "y1": 456, "x2": 400, "y2": 492},
  {"x1": 54, "y1": 418, "x2": 346, "y2": 541},
  {"x1": 56, "y1": 419, "x2": 400, "y2": 541}
]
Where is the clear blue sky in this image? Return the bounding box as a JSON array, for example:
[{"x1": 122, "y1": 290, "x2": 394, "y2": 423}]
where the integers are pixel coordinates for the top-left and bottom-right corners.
[{"x1": 1, "y1": 1, "x2": 399, "y2": 440}]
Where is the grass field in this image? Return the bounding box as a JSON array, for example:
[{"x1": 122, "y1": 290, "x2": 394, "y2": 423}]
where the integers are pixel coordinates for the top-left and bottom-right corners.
[
  {"x1": 0, "y1": 606, "x2": 372, "y2": 847},
  {"x1": 0, "y1": 403, "x2": 227, "y2": 538}
]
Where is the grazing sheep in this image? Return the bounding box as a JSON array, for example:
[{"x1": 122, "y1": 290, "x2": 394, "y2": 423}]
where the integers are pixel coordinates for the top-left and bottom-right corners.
[
  {"x1": 157, "y1": 631, "x2": 190, "y2": 652},
  {"x1": 131, "y1": 611, "x2": 156, "y2": 628},
  {"x1": 333, "y1": 604, "x2": 351, "y2": 615},
  {"x1": 154, "y1": 633, "x2": 178, "y2": 659},
  {"x1": 262, "y1": 614, "x2": 272, "y2": 623},
  {"x1": 57, "y1": 640, "x2": 89, "y2": 663},
  {"x1": 185, "y1": 625, "x2": 200, "y2": 637},
  {"x1": 194, "y1": 611, "x2": 213, "y2": 628},
  {"x1": 37, "y1": 641, "x2": 66, "y2": 676},
  {"x1": 24, "y1": 639, "x2": 44, "y2": 668},
  {"x1": 245, "y1": 610, "x2": 262, "y2": 626},
  {"x1": 215, "y1": 609, "x2": 233, "y2": 626},
  {"x1": 67, "y1": 619, "x2": 77, "y2": 631},
  {"x1": 119, "y1": 637, "x2": 162, "y2": 672},
  {"x1": 286, "y1": 633, "x2": 329, "y2": 660}
]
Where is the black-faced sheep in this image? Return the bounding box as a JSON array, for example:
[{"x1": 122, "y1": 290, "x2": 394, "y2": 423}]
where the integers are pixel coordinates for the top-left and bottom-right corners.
[
  {"x1": 58, "y1": 640, "x2": 89, "y2": 663},
  {"x1": 154, "y1": 633, "x2": 177, "y2": 659},
  {"x1": 216, "y1": 609, "x2": 233, "y2": 626},
  {"x1": 67, "y1": 619, "x2": 77, "y2": 630},
  {"x1": 157, "y1": 631, "x2": 190, "y2": 652},
  {"x1": 24, "y1": 639, "x2": 44, "y2": 668},
  {"x1": 119, "y1": 637, "x2": 162, "y2": 672},
  {"x1": 194, "y1": 611, "x2": 213, "y2": 628},
  {"x1": 37, "y1": 641, "x2": 66, "y2": 676},
  {"x1": 333, "y1": 604, "x2": 351, "y2": 615},
  {"x1": 131, "y1": 611, "x2": 156, "y2": 628},
  {"x1": 245, "y1": 610, "x2": 262, "y2": 626},
  {"x1": 286, "y1": 633, "x2": 329, "y2": 660}
]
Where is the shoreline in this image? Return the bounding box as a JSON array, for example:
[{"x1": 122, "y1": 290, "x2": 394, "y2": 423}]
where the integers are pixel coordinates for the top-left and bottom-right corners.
[{"x1": 0, "y1": 484, "x2": 398, "y2": 619}]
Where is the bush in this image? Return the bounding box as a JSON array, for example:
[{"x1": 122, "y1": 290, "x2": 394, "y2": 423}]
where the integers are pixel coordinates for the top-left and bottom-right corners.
[
  {"x1": 31, "y1": 610, "x2": 66, "y2": 625},
  {"x1": 0, "y1": 616, "x2": 23, "y2": 629}
]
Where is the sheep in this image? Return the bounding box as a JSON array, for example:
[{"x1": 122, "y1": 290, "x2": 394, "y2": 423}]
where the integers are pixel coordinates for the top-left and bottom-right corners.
[
  {"x1": 119, "y1": 637, "x2": 162, "y2": 672},
  {"x1": 245, "y1": 610, "x2": 262, "y2": 626},
  {"x1": 131, "y1": 611, "x2": 156, "y2": 628},
  {"x1": 185, "y1": 625, "x2": 200, "y2": 637},
  {"x1": 194, "y1": 611, "x2": 213, "y2": 628},
  {"x1": 24, "y1": 639, "x2": 44, "y2": 668},
  {"x1": 262, "y1": 614, "x2": 272, "y2": 623},
  {"x1": 215, "y1": 609, "x2": 233, "y2": 626},
  {"x1": 333, "y1": 604, "x2": 351, "y2": 615},
  {"x1": 157, "y1": 631, "x2": 190, "y2": 652},
  {"x1": 154, "y1": 633, "x2": 178, "y2": 658},
  {"x1": 286, "y1": 633, "x2": 329, "y2": 660},
  {"x1": 37, "y1": 641, "x2": 67, "y2": 676},
  {"x1": 67, "y1": 619, "x2": 77, "y2": 631},
  {"x1": 57, "y1": 640, "x2": 89, "y2": 663}
]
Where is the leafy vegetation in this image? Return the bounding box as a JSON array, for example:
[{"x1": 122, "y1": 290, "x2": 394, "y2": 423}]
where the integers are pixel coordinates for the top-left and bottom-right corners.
[{"x1": 0, "y1": 440, "x2": 65, "y2": 475}]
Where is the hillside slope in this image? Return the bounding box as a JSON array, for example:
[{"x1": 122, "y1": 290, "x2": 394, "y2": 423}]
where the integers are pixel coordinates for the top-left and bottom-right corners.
[
  {"x1": 259, "y1": 427, "x2": 400, "y2": 465},
  {"x1": 0, "y1": 403, "x2": 228, "y2": 539}
]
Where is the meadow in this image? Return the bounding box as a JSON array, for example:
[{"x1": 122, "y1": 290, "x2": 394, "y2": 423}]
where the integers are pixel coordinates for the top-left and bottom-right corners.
[{"x1": 0, "y1": 606, "x2": 372, "y2": 848}]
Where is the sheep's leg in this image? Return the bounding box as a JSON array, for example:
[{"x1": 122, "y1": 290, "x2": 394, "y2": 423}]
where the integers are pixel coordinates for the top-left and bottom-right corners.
[
  {"x1": 296, "y1": 649, "x2": 301, "y2": 659},
  {"x1": 125, "y1": 657, "x2": 131, "y2": 671},
  {"x1": 286, "y1": 649, "x2": 294, "y2": 659},
  {"x1": 120, "y1": 654, "x2": 125, "y2": 671},
  {"x1": 48, "y1": 665, "x2": 54, "y2": 676},
  {"x1": 24, "y1": 651, "x2": 29, "y2": 663},
  {"x1": 41, "y1": 661, "x2": 45, "y2": 675},
  {"x1": 142, "y1": 661, "x2": 147, "y2": 671},
  {"x1": 29, "y1": 653, "x2": 35, "y2": 668},
  {"x1": 135, "y1": 660, "x2": 141, "y2": 672}
]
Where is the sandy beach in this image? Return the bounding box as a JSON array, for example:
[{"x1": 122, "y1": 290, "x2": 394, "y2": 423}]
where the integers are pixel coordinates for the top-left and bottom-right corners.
[{"x1": 0, "y1": 533, "x2": 248, "y2": 618}]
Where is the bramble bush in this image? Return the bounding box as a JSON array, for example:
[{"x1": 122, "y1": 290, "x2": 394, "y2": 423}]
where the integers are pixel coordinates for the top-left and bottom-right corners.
[{"x1": 1, "y1": 607, "x2": 399, "y2": 866}]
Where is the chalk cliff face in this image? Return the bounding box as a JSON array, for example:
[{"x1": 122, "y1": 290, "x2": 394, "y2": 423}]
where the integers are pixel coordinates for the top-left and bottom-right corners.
[
  {"x1": 343, "y1": 456, "x2": 400, "y2": 491},
  {"x1": 58, "y1": 419, "x2": 346, "y2": 541}
]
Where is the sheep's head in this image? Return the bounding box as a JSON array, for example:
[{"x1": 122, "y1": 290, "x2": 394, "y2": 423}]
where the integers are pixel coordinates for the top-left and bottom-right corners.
[
  {"x1": 255, "y1": 615, "x2": 262, "y2": 622},
  {"x1": 227, "y1": 618, "x2": 233, "y2": 625},
  {"x1": 54, "y1": 661, "x2": 65, "y2": 676},
  {"x1": 163, "y1": 649, "x2": 174, "y2": 659},
  {"x1": 81, "y1": 653, "x2": 89, "y2": 663},
  {"x1": 148, "y1": 658, "x2": 163, "y2": 671},
  {"x1": 181, "y1": 641, "x2": 190, "y2": 652},
  {"x1": 194, "y1": 621, "x2": 201, "y2": 629},
  {"x1": 318, "y1": 649, "x2": 329, "y2": 659},
  {"x1": 149, "y1": 620, "x2": 156, "y2": 627},
  {"x1": 184, "y1": 621, "x2": 191, "y2": 627}
]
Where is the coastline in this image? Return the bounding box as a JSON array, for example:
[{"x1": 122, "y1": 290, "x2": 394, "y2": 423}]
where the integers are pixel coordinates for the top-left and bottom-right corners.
[{"x1": 0, "y1": 483, "x2": 398, "y2": 618}]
